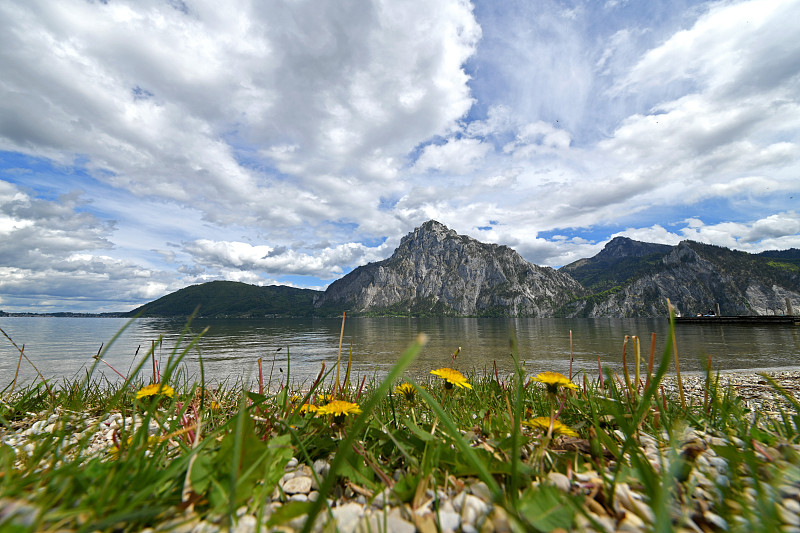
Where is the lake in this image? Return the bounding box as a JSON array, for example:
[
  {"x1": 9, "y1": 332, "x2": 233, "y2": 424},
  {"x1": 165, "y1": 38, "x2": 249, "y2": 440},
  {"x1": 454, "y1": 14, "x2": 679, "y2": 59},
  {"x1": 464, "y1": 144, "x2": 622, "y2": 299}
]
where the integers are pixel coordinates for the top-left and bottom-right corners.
[{"x1": 1, "y1": 317, "x2": 799, "y2": 390}]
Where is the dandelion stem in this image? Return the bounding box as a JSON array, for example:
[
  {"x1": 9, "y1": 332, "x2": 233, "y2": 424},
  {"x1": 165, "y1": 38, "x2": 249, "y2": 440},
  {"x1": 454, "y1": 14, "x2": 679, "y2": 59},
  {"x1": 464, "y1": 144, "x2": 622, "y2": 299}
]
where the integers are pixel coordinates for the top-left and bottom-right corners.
[
  {"x1": 569, "y1": 329, "x2": 574, "y2": 380},
  {"x1": 11, "y1": 341, "x2": 24, "y2": 396},
  {"x1": 98, "y1": 357, "x2": 126, "y2": 380},
  {"x1": 335, "y1": 312, "x2": 345, "y2": 397},
  {"x1": 645, "y1": 332, "x2": 656, "y2": 390},
  {"x1": 622, "y1": 335, "x2": 633, "y2": 398},
  {"x1": 258, "y1": 358, "x2": 263, "y2": 395},
  {"x1": 597, "y1": 355, "x2": 604, "y2": 390},
  {"x1": 634, "y1": 335, "x2": 641, "y2": 396},
  {"x1": 667, "y1": 299, "x2": 686, "y2": 408},
  {"x1": 151, "y1": 339, "x2": 158, "y2": 384}
]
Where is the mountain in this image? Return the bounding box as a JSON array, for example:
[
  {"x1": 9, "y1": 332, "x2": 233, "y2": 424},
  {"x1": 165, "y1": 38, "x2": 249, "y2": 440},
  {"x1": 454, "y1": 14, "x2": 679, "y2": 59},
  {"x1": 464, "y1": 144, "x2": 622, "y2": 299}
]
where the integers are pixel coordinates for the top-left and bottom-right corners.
[
  {"x1": 560, "y1": 236, "x2": 672, "y2": 293},
  {"x1": 119, "y1": 223, "x2": 799, "y2": 319},
  {"x1": 127, "y1": 280, "x2": 320, "y2": 318},
  {"x1": 559, "y1": 239, "x2": 800, "y2": 318},
  {"x1": 313, "y1": 220, "x2": 586, "y2": 317}
]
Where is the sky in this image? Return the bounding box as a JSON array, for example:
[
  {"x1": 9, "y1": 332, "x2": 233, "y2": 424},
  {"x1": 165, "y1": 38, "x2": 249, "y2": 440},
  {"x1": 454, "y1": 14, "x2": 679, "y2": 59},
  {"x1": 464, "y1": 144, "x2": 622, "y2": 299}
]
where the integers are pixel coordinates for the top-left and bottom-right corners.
[{"x1": 1, "y1": 0, "x2": 799, "y2": 313}]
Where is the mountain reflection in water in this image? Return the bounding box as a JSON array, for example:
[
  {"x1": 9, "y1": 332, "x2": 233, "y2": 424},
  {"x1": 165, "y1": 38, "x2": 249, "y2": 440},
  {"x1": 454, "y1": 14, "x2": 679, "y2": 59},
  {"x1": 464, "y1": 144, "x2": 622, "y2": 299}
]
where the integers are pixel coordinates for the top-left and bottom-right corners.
[{"x1": 1, "y1": 317, "x2": 798, "y2": 389}]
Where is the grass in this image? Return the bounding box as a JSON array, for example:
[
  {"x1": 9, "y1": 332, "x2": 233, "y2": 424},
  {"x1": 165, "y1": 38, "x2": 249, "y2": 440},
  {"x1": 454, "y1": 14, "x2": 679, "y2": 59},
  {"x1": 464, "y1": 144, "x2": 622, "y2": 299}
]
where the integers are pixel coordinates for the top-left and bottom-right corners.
[{"x1": 1, "y1": 315, "x2": 799, "y2": 532}]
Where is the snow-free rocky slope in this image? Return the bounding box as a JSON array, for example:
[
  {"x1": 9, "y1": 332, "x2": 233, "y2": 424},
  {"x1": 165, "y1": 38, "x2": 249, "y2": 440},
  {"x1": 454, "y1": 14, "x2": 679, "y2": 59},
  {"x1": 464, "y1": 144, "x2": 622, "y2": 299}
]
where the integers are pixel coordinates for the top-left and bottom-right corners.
[
  {"x1": 559, "y1": 238, "x2": 800, "y2": 318},
  {"x1": 314, "y1": 220, "x2": 586, "y2": 316}
]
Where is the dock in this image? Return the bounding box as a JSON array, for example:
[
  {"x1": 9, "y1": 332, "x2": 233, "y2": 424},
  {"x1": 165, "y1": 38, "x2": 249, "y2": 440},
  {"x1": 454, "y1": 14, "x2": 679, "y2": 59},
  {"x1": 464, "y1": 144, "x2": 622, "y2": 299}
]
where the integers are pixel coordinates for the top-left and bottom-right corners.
[{"x1": 675, "y1": 315, "x2": 800, "y2": 325}]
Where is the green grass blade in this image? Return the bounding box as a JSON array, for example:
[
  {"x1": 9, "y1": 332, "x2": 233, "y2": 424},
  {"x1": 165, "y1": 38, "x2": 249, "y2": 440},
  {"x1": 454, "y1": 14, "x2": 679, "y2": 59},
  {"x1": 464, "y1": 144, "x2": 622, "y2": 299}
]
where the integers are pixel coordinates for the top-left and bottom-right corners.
[{"x1": 297, "y1": 334, "x2": 428, "y2": 533}]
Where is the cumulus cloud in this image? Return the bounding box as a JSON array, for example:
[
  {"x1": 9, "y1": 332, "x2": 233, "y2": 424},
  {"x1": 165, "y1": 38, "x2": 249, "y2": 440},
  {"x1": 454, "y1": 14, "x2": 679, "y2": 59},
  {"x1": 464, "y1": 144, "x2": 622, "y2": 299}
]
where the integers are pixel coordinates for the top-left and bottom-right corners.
[
  {"x1": 0, "y1": 181, "x2": 176, "y2": 312},
  {"x1": 674, "y1": 212, "x2": 800, "y2": 250},
  {"x1": 510, "y1": 211, "x2": 800, "y2": 269},
  {"x1": 0, "y1": 182, "x2": 113, "y2": 265},
  {"x1": 494, "y1": 0, "x2": 800, "y2": 235},
  {"x1": 598, "y1": 0, "x2": 800, "y2": 202},
  {"x1": 1, "y1": 0, "x2": 799, "y2": 312},
  {"x1": 182, "y1": 238, "x2": 392, "y2": 279},
  {"x1": 413, "y1": 138, "x2": 491, "y2": 174},
  {"x1": 0, "y1": 0, "x2": 481, "y2": 231},
  {"x1": 606, "y1": 212, "x2": 800, "y2": 254}
]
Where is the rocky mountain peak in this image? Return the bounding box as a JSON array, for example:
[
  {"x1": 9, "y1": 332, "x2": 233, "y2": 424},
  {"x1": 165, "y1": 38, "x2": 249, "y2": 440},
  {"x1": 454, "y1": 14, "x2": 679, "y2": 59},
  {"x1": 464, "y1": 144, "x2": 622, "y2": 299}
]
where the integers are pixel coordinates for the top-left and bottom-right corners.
[
  {"x1": 596, "y1": 236, "x2": 672, "y2": 260},
  {"x1": 314, "y1": 220, "x2": 585, "y2": 316},
  {"x1": 397, "y1": 220, "x2": 459, "y2": 250}
]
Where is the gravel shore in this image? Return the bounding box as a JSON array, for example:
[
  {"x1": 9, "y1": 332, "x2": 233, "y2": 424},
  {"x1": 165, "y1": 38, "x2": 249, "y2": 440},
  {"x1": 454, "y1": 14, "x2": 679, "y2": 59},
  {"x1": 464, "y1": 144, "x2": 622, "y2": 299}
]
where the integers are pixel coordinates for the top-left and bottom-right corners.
[
  {"x1": 660, "y1": 368, "x2": 800, "y2": 415},
  {"x1": 2, "y1": 368, "x2": 799, "y2": 532}
]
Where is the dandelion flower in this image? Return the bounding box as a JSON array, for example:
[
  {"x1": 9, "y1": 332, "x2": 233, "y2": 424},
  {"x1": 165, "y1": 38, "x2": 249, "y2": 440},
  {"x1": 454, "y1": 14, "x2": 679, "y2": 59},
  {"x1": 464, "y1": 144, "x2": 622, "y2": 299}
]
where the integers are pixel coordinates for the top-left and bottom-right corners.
[
  {"x1": 136, "y1": 383, "x2": 175, "y2": 400},
  {"x1": 289, "y1": 394, "x2": 301, "y2": 403},
  {"x1": 523, "y1": 416, "x2": 578, "y2": 438},
  {"x1": 299, "y1": 403, "x2": 318, "y2": 414},
  {"x1": 430, "y1": 368, "x2": 472, "y2": 390},
  {"x1": 394, "y1": 383, "x2": 417, "y2": 402},
  {"x1": 316, "y1": 400, "x2": 362, "y2": 424},
  {"x1": 531, "y1": 371, "x2": 578, "y2": 395},
  {"x1": 316, "y1": 393, "x2": 333, "y2": 403}
]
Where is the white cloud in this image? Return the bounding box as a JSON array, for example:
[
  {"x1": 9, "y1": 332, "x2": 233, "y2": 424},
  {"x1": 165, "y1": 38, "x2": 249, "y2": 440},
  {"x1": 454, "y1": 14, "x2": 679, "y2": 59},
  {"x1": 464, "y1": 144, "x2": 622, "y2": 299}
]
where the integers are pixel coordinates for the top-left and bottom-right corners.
[
  {"x1": 613, "y1": 212, "x2": 800, "y2": 253},
  {"x1": 182, "y1": 238, "x2": 391, "y2": 279},
  {"x1": 619, "y1": 0, "x2": 799, "y2": 97},
  {"x1": 548, "y1": 0, "x2": 800, "y2": 227},
  {"x1": 0, "y1": 0, "x2": 481, "y2": 230},
  {"x1": 1, "y1": 0, "x2": 799, "y2": 312},
  {"x1": 503, "y1": 121, "x2": 572, "y2": 157},
  {"x1": 413, "y1": 138, "x2": 491, "y2": 174},
  {"x1": 0, "y1": 181, "x2": 178, "y2": 312},
  {"x1": 678, "y1": 212, "x2": 800, "y2": 250}
]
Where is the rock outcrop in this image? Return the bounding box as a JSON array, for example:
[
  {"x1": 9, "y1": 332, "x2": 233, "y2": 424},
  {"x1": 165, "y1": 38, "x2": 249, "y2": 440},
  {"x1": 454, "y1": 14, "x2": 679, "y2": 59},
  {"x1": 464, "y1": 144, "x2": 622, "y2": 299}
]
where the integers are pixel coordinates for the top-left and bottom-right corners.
[
  {"x1": 560, "y1": 240, "x2": 800, "y2": 318},
  {"x1": 314, "y1": 220, "x2": 586, "y2": 316}
]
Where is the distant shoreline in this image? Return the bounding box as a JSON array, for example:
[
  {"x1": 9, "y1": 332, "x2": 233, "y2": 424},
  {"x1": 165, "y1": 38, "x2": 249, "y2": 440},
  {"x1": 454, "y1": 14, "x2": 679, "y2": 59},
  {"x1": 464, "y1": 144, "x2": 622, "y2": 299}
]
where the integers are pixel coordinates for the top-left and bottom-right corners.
[{"x1": 0, "y1": 312, "x2": 130, "y2": 318}]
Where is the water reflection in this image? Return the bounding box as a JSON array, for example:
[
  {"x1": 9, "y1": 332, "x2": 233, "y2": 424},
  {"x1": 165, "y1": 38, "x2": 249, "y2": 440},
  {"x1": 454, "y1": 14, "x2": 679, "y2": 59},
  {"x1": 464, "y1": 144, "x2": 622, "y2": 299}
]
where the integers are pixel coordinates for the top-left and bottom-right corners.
[{"x1": 1, "y1": 317, "x2": 798, "y2": 389}]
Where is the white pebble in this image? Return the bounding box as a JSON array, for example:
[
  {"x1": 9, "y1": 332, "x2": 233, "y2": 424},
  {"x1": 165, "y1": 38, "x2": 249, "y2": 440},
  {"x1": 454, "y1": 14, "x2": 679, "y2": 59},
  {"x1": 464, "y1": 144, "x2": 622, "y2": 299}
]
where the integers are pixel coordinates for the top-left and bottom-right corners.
[
  {"x1": 547, "y1": 472, "x2": 571, "y2": 492},
  {"x1": 437, "y1": 510, "x2": 460, "y2": 533},
  {"x1": 282, "y1": 475, "x2": 312, "y2": 495},
  {"x1": 233, "y1": 515, "x2": 256, "y2": 533}
]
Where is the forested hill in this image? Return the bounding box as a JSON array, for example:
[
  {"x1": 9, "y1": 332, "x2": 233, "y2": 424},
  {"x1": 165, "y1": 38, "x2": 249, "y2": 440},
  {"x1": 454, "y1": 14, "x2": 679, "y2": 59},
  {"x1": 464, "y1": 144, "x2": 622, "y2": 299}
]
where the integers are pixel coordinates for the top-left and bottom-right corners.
[{"x1": 126, "y1": 281, "x2": 321, "y2": 318}]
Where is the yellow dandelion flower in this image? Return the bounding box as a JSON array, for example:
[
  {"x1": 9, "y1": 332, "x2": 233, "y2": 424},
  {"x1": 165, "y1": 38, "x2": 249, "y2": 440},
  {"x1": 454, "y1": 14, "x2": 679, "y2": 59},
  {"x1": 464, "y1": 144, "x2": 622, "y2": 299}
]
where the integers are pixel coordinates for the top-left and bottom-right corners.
[
  {"x1": 316, "y1": 400, "x2": 361, "y2": 424},
  {"x1": 394, "y1": 383, "x2": 417, "y2": 402},
  {"x1": 316, "y1": 393, "x2": 333, "y2": 403},
  {"x1": 299, "y1": 403, "x2": 318, "y2": 414},
  {"x1": 523, "y1": 416, "x2": 579, "y2": 438},
  {"x1": 430, "y1": 368, "x2": 472, "y2": 390},
  {"x1": 136, "y1": 383, "x2": 175, "y2": 400},
  {"x1": 289, "y1": 394, "x2": 301, "y2": 403},
  {"x1": 531, "y1": 371, "x2": 578, "y2": 395}
]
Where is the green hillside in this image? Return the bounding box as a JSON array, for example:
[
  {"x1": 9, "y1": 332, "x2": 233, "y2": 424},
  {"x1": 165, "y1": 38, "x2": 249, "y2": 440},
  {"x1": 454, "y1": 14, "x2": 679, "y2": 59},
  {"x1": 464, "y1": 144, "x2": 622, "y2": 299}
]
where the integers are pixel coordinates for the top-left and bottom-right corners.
[{"x1": 127, "y1": 281, "x2": 321, "y2": 318}]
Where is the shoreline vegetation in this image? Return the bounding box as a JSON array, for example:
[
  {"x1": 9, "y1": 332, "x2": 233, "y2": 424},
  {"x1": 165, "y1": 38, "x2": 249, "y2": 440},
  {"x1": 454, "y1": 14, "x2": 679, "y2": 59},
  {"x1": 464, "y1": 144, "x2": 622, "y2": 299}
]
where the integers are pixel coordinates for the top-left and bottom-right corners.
[{"x1": 2, "y1": 317, "x2": 800, "y2": 532}]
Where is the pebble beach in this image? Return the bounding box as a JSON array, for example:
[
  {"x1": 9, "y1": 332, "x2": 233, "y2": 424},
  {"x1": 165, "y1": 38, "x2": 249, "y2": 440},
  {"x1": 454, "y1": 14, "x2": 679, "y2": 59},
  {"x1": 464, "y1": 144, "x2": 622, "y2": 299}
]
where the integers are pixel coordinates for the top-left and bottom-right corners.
[{"x1": 2, "y1": 369, "x2": 800, "y2": 532}]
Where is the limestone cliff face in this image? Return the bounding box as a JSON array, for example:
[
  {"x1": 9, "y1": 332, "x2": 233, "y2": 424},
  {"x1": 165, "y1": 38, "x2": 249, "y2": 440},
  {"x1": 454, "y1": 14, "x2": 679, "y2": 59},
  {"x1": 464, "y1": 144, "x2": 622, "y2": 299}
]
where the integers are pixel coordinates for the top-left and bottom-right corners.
[
  {"x1": 314, "y1": 220, "x2": 585, "y2": 316},
  {"x1": 562, "y1": 241, "x2": 800, "y2": 318}
]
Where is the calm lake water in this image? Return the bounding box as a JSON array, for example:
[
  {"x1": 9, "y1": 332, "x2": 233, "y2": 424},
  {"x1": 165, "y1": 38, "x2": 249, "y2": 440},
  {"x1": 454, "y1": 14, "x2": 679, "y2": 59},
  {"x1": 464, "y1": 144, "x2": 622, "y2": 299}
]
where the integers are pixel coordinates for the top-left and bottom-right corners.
[{"x1": 1, "y1": 317, "x2": 799, "y2": 390}]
